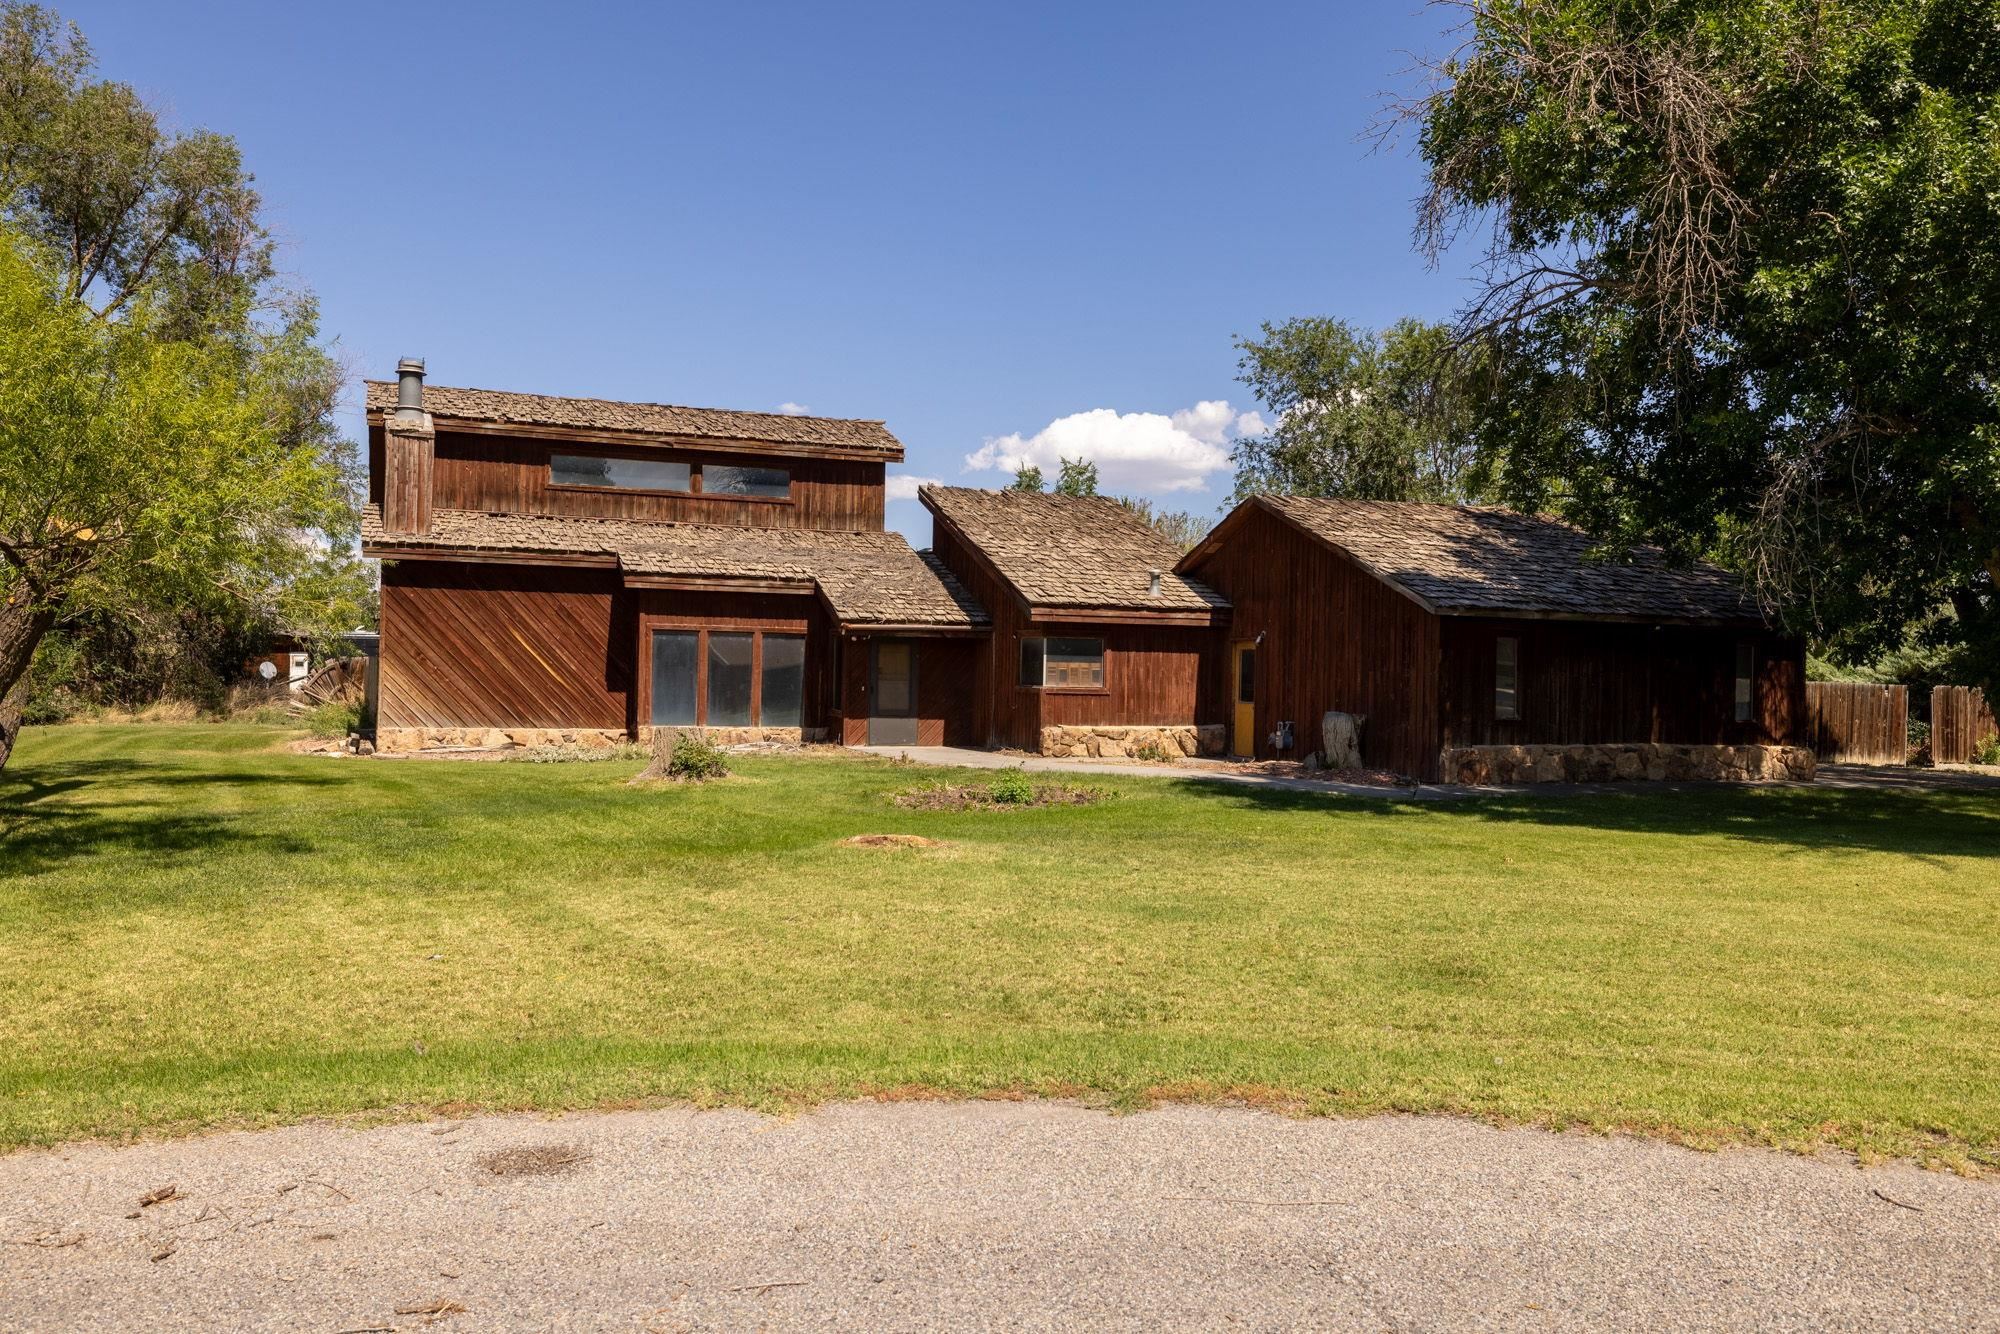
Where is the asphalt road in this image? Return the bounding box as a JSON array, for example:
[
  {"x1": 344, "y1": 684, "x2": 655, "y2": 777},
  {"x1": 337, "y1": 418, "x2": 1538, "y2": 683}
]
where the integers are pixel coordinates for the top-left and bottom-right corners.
[{"x1": 2, "y1": 1102, "x2": 1994, "y2": 1332}]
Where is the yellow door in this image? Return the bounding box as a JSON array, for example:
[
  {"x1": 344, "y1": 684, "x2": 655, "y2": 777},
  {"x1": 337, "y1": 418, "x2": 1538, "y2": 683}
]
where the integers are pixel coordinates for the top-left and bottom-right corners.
[{"x1": 1230, "y1": 641, "x2": 1256, "y2": 757}]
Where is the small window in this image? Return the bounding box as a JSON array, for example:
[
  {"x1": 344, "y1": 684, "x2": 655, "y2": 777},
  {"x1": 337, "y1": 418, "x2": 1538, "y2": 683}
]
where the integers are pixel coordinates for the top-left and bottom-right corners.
[
  {"x1": 650, "y1": 631, "x2": 698, "y2": 725},
  {"x1": 1237, "y1": 646, "x2": 1255, "y2": 704},
  {"x1": 1018, "y1": 637, "x2": 1045, "y2": 687},
  {"x1": 551, "y1": 453, "x2": 690, "y2": 492},
  {"x1": 761, "y1": 634, "x2": 805, "y2": 727},
  {"x1": 706, "y1": 633, "x2": 755, "y2": 726},
  {"x1": 1734, "y1": 643, "x2": 1756, "y2": 722},
  {"x1": 1045, "y1": 638, "x2": 1104, "y2": 688},
  {"x1": 703, "y1": 464, "x2": 790, "y2": 498},
  {"x1": 1495, "y1": 636, "x2": 1519, "y2": 720}
]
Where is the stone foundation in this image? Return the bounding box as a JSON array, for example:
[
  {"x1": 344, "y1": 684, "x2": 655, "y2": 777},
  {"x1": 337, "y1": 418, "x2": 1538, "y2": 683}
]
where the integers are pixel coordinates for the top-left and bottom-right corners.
[
  {"x1": 1038, "y1": 723, "x2": 1227, "y2": 760},
  {"x1": 1440, "y1": 742, "x2": 1816, "y2": 786},
  {"x1": 375, "y1": 725, "x2": 822, "y2": 753}
]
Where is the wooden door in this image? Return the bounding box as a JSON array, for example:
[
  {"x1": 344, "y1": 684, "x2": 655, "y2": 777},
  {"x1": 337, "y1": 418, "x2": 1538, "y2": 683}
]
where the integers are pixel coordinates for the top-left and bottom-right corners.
[
  {"x1": 1230, "y1": 641, "x2": 1256, "y2": 757},
  {"x1": 869, "y1": 640, "x2": 919, "y2": 745}
]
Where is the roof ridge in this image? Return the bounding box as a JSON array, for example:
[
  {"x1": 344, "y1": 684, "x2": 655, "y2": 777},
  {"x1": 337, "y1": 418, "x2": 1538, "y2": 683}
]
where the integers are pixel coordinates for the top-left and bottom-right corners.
[{"x1": 363, "y1": 379, "x2": 887, "y2": 427}]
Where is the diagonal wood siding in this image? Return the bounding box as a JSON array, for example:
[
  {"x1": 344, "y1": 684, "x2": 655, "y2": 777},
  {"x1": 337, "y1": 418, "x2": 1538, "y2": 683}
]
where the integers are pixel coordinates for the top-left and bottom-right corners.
[
  {"x1": 1806, "y1": 682, "x2": 1907, "y2": 764},
  {"x1": 380, "y1": 561, "x2": 636, "y2": 731},
  {"x1": 1931, "y1": 685, "x2": 1997, "y2": 764}
]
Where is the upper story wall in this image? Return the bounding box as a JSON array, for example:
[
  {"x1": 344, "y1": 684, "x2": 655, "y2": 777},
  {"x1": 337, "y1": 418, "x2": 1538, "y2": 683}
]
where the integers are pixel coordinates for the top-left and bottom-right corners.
[{"x1": 369, "y1": 425, "x2": 886, "y2": 532}]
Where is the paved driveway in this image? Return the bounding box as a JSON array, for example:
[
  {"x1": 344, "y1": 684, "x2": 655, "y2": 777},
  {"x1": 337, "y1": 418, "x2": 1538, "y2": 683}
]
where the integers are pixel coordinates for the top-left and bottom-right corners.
[{"x1": 3, "y1": 1103, "x2": 1994, "y2": 1332}]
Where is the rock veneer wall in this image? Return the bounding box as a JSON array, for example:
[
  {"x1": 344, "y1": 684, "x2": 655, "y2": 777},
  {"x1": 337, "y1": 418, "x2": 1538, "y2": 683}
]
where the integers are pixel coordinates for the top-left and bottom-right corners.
[
  {"x1": 376, "y1": 726, "x2": 822, "y2": 753},
  {"x1": 1038, "y1": 723, "x2": 1227, "y2": 759},
  {"x1": 1441, "y1": 742, "x2": 1816, "y2": 786}
]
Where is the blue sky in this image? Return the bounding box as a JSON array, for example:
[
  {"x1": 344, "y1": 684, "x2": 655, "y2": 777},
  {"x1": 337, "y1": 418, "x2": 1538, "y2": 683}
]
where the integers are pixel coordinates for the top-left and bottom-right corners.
[{"x1": 65, "y1": 0, "x2": 1478, "y2": 542}]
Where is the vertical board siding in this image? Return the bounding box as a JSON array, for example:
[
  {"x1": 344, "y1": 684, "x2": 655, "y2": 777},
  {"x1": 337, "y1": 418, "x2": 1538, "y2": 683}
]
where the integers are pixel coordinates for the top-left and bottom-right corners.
[
  {"x1": 381, "y1": 428, "x2": 434, "y2": 535},
  {"x1": 928, "y1": 524, "x2": 1210, "y2": 750},
  {"x1": 1438, "y1": 620, "x2": 1806, "y2": 752},
  {"x1": 838, "y1": 632, "x2": 980, "y2": 746},
  {"x1": 380, "y1": 561, "x2": 635, "y2": 730},
  {"x1": 1931, "y1": 685, "x2": 1998, "y2": 764},
  {"x1": 1805, "y1": 682, "x2": 1909, "y2": 764},
  {"x1": 429, "y1": 432, "x2": 885, "y2": 531},
  {"x1": 1185, "y1": 506, "x2": 1439, "y2": 777}
]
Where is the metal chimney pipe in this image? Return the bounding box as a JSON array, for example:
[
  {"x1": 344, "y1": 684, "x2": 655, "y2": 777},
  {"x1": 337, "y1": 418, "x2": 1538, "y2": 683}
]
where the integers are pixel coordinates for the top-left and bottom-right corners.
[
  {"x1": 393, "y1": 358, "x2": 426, "y2": 420},
  {"x1": 1147, "y1": 567, "x2": 1162, "y2": 597}
]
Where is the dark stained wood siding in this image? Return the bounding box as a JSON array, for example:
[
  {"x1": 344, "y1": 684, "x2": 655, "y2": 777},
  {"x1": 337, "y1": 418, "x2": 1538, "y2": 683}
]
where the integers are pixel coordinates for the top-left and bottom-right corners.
[
  {"x1": 1184, "y1": 505, "x2": 1440, "y2": 777},
  {"x1": 380, "y1": 426, "x2": 434, "y2": 536},
  {"x1": 837, "y1": 632, "x2": 980, "y2": 747},
  {"x1": 928, "y1": 524, "x2": 1210, "y2": 750},
  {"x1": 634, "y1": 590, "x2": 837, "y2": 732},
  {"x1": 429, "y1": 431, "x2": 885, "y2": 530},
  {"x1": 1436, "y1": 618, "x2": 1806, "y2": 751},
  {"x1": 379, "y1": 560, "x2": 635, "y2": 731}
]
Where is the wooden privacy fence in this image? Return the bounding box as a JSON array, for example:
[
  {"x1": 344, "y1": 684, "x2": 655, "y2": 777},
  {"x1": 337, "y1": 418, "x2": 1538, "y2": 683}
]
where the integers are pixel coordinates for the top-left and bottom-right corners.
[
  {"x1": 1805, "y1": 682, "x2": 1908, "y2": 765},
  {"x1": 1931, "y1": 686, "x2": 1997, "y2": 765}
]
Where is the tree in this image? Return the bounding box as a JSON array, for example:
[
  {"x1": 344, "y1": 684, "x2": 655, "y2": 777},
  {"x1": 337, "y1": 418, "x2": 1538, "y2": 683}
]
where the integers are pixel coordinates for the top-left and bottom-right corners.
[
  {"x1": 1008, "y1": 463, "x2": 1044, "y2": 492},
  {"x1": 1113, "y1": 497, "x2": 1211, "y2": 552},
  {"x1": 1229, "y1": 317, "x2": 1491, "y2": 502},
  {"x1": 1054, "y1": 456, "x2": 1099, "y2": 497},
  {"x1": 1403, "y1": 0, "x2": 2000, "y2": 684},
  {"x1": 0, "y1": 3, "x2": 363, "y2": 766}
]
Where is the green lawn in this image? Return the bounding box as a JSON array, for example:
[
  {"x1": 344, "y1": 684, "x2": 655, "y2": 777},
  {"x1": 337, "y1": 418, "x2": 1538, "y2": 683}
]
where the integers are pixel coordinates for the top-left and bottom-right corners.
[{"x1": 3, "y1": 724, "x2": 1998, "y2": 1166}]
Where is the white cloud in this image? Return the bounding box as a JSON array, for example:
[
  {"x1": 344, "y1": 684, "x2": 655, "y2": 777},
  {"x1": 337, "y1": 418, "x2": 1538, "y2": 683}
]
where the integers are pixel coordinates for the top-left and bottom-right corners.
[
  {"x1": 776, "y1": 402, "x2": 811, "y2": 416},
  {"x1": 964, "y1": 400, "x2": 1261, "y2": 493},
  {"x1": 1232, "y1": 409, "x2": 1270, "y2": 438},
  {"x1": 884, "y1": 473, "x2": 942, "y2": 503}
]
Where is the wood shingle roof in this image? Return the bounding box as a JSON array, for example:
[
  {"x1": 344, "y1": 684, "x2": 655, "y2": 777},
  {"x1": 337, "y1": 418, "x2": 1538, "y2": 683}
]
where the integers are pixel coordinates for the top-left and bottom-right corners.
[
  {"x1": 361, "y1": 506, "x2": 987, "y2": 628},
  {"x1": 918, "y1": 485, "x2": 1228, "y2": 614},
  {"x1": 1223, "y1": 495, "x2": 1764, "y2": 624},
  {"x1": 363, "y1": 381, "x2": 904, "y2": 458}
]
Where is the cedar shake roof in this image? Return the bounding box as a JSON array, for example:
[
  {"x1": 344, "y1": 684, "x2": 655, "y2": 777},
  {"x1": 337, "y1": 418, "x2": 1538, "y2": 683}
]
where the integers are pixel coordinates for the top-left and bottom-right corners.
[
  {"x1": 918, "y1": 485, "x2": 1228, "y2": 614},
  {"x1": 361, "y1": 506, "x2": 987, "y2": 628},
  {"x1": 362, "y1": 381, "x2": 903, "y2": 458},
  {"x1": 1218, "y1": 495, "x2": 1764, "y2": 624}
]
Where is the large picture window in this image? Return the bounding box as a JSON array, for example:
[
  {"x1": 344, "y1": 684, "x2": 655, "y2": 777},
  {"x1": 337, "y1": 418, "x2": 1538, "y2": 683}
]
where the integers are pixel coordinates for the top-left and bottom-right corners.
[
  {"x1": 1019, "y1": 636, "x2": 1104, "y2": 689},
  {"x1": 650, "y1": 628, "x2": 807, "y2": 728},
  {"x1": 551, "y1": 454, "x2": 691, "y2": 492}
]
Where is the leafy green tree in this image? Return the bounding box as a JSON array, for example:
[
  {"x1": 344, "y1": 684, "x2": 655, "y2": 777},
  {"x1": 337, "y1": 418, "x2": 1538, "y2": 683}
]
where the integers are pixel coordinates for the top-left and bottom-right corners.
[
  {"x1": 1008, "y1": 463, "x2": 1044, "y2": 492},
  {"x1": 1113, "y1": 497, "x2": 1211, "y2": 552},
  {"x1": 1229, "y1": 317, "x2": 1491, "y2": 502},
  {"x1": 1405, "y1": 0, "x2": 2000, "y2": 684},
  {"x1": 0, "y1": 3, "x2": 362, "y2": 766},
  {"x1": 1054, "y1": 456, "x2": 1099, "y2": 497}
]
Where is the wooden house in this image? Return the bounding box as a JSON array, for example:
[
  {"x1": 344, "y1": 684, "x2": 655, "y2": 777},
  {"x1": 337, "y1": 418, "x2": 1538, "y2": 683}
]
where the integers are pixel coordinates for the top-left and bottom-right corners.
[{"x1": 1177, "y1": 495, "x2": 1808, "y2": 781}]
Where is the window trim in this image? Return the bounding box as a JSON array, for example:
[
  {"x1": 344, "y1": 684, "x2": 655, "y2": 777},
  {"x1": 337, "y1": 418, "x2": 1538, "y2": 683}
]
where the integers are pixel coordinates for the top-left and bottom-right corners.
[
  {"x1": 1017, "y1": 635, "x2": 1108, "y2": 694},
  {"x1": 1494, "y1": 635, "x2": 1520, "y2": 721}
]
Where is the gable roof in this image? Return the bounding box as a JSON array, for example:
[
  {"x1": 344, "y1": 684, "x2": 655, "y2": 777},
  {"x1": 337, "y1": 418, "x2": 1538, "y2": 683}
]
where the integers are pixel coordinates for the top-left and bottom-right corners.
[
  {"x1": 361, "y1": 506, "x2": 986, "y2": 628},
  {"x1": 918, "y1": 485, "x2": 1227, "y2": 616},
  {"x1": 363, "y1": 381, "x2": 903, "y2": 460},
  {"x1": 1188, "y1": 495, "x2": 1764, "y2": 625}
]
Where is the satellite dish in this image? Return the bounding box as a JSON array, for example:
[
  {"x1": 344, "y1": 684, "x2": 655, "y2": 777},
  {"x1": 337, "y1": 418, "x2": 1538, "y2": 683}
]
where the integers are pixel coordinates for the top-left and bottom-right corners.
[{"x1": 258, "y1": 660, "x2": 278, "y2": 681}]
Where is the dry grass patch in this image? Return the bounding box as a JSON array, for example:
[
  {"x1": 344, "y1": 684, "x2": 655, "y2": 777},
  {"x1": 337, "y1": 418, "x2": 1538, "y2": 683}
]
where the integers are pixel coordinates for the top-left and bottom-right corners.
[
  {"x1": 841, "y1": 833, "x2": 948, "y2": 849},
  {"x1": 892, "y1": 774, "x2": 1106, "y2": 811}
]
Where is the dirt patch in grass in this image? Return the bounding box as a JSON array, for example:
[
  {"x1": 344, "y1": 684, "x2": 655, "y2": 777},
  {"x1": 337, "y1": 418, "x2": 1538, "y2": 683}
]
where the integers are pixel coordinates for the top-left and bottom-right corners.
[
  {"x1": 892, "y1": 778, "x2": 1107, "y2": 811},
  {"x1": 841, "y1": 833, "x2": 948, "y2": 849},
  {"x1": 475, "y1": 1144, "x2": 591, "y2": 1177}
]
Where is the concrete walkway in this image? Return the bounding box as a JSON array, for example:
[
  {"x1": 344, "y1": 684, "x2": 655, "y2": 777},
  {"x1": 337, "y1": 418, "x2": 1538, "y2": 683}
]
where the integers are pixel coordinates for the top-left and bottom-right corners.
[{"x1": 2, "y1": 1103, "x2": 1993, "y2": 1332}]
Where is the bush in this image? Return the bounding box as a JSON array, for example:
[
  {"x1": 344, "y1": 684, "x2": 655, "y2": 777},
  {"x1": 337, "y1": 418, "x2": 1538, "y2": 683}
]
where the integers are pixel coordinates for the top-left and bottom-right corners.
[
  {"x1": 1972, "y1": 733, "x2": 2000, "y2": 767},
  {"x1": 301, "y1": 698, "x2": 362, "y2": 739},
  {"x1": 987, "y1": 767, "x2": 1034, "y2": 804},
  {"x1": 666, "y1": 732, "x2": 730, "y2": 781},
  {"x1": 1128, "y1": 740, "x2": 1175, "y2": 763}
]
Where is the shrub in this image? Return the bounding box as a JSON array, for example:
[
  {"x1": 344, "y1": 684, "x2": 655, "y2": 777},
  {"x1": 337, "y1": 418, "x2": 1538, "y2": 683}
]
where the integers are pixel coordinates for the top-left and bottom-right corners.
[
  {"x1": 1972, "y1": 733, "x2": 2000, "y2": 767},
  {"x1": 987, "y1": 767, "x2": 1034, "y2": 804},
  {"x1": 1128, "y1": 740, "x2": 1175, "y2": 763},
  {"x1": 301, "y1": 698, "x2": 361, "y2": 739},
  {"x1": 667, "y1": 732, "x2": 730, "y2": 781}
]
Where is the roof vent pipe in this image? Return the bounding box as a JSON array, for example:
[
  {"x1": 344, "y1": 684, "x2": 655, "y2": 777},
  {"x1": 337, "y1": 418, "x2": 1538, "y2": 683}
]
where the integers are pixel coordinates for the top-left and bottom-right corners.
[
  {"x1": 393, "y1": 357, "x2": 426, "y2": 421},
  {"x1": 1148, "y1": 567, "x2": 1162, "y2": 597}
]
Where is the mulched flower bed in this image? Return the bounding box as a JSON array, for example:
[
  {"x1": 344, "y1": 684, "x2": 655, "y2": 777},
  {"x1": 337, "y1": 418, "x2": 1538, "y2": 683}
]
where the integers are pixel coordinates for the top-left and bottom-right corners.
[{"x1": 892, "y1": 779, "x2": 1107, "y2": 811}]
